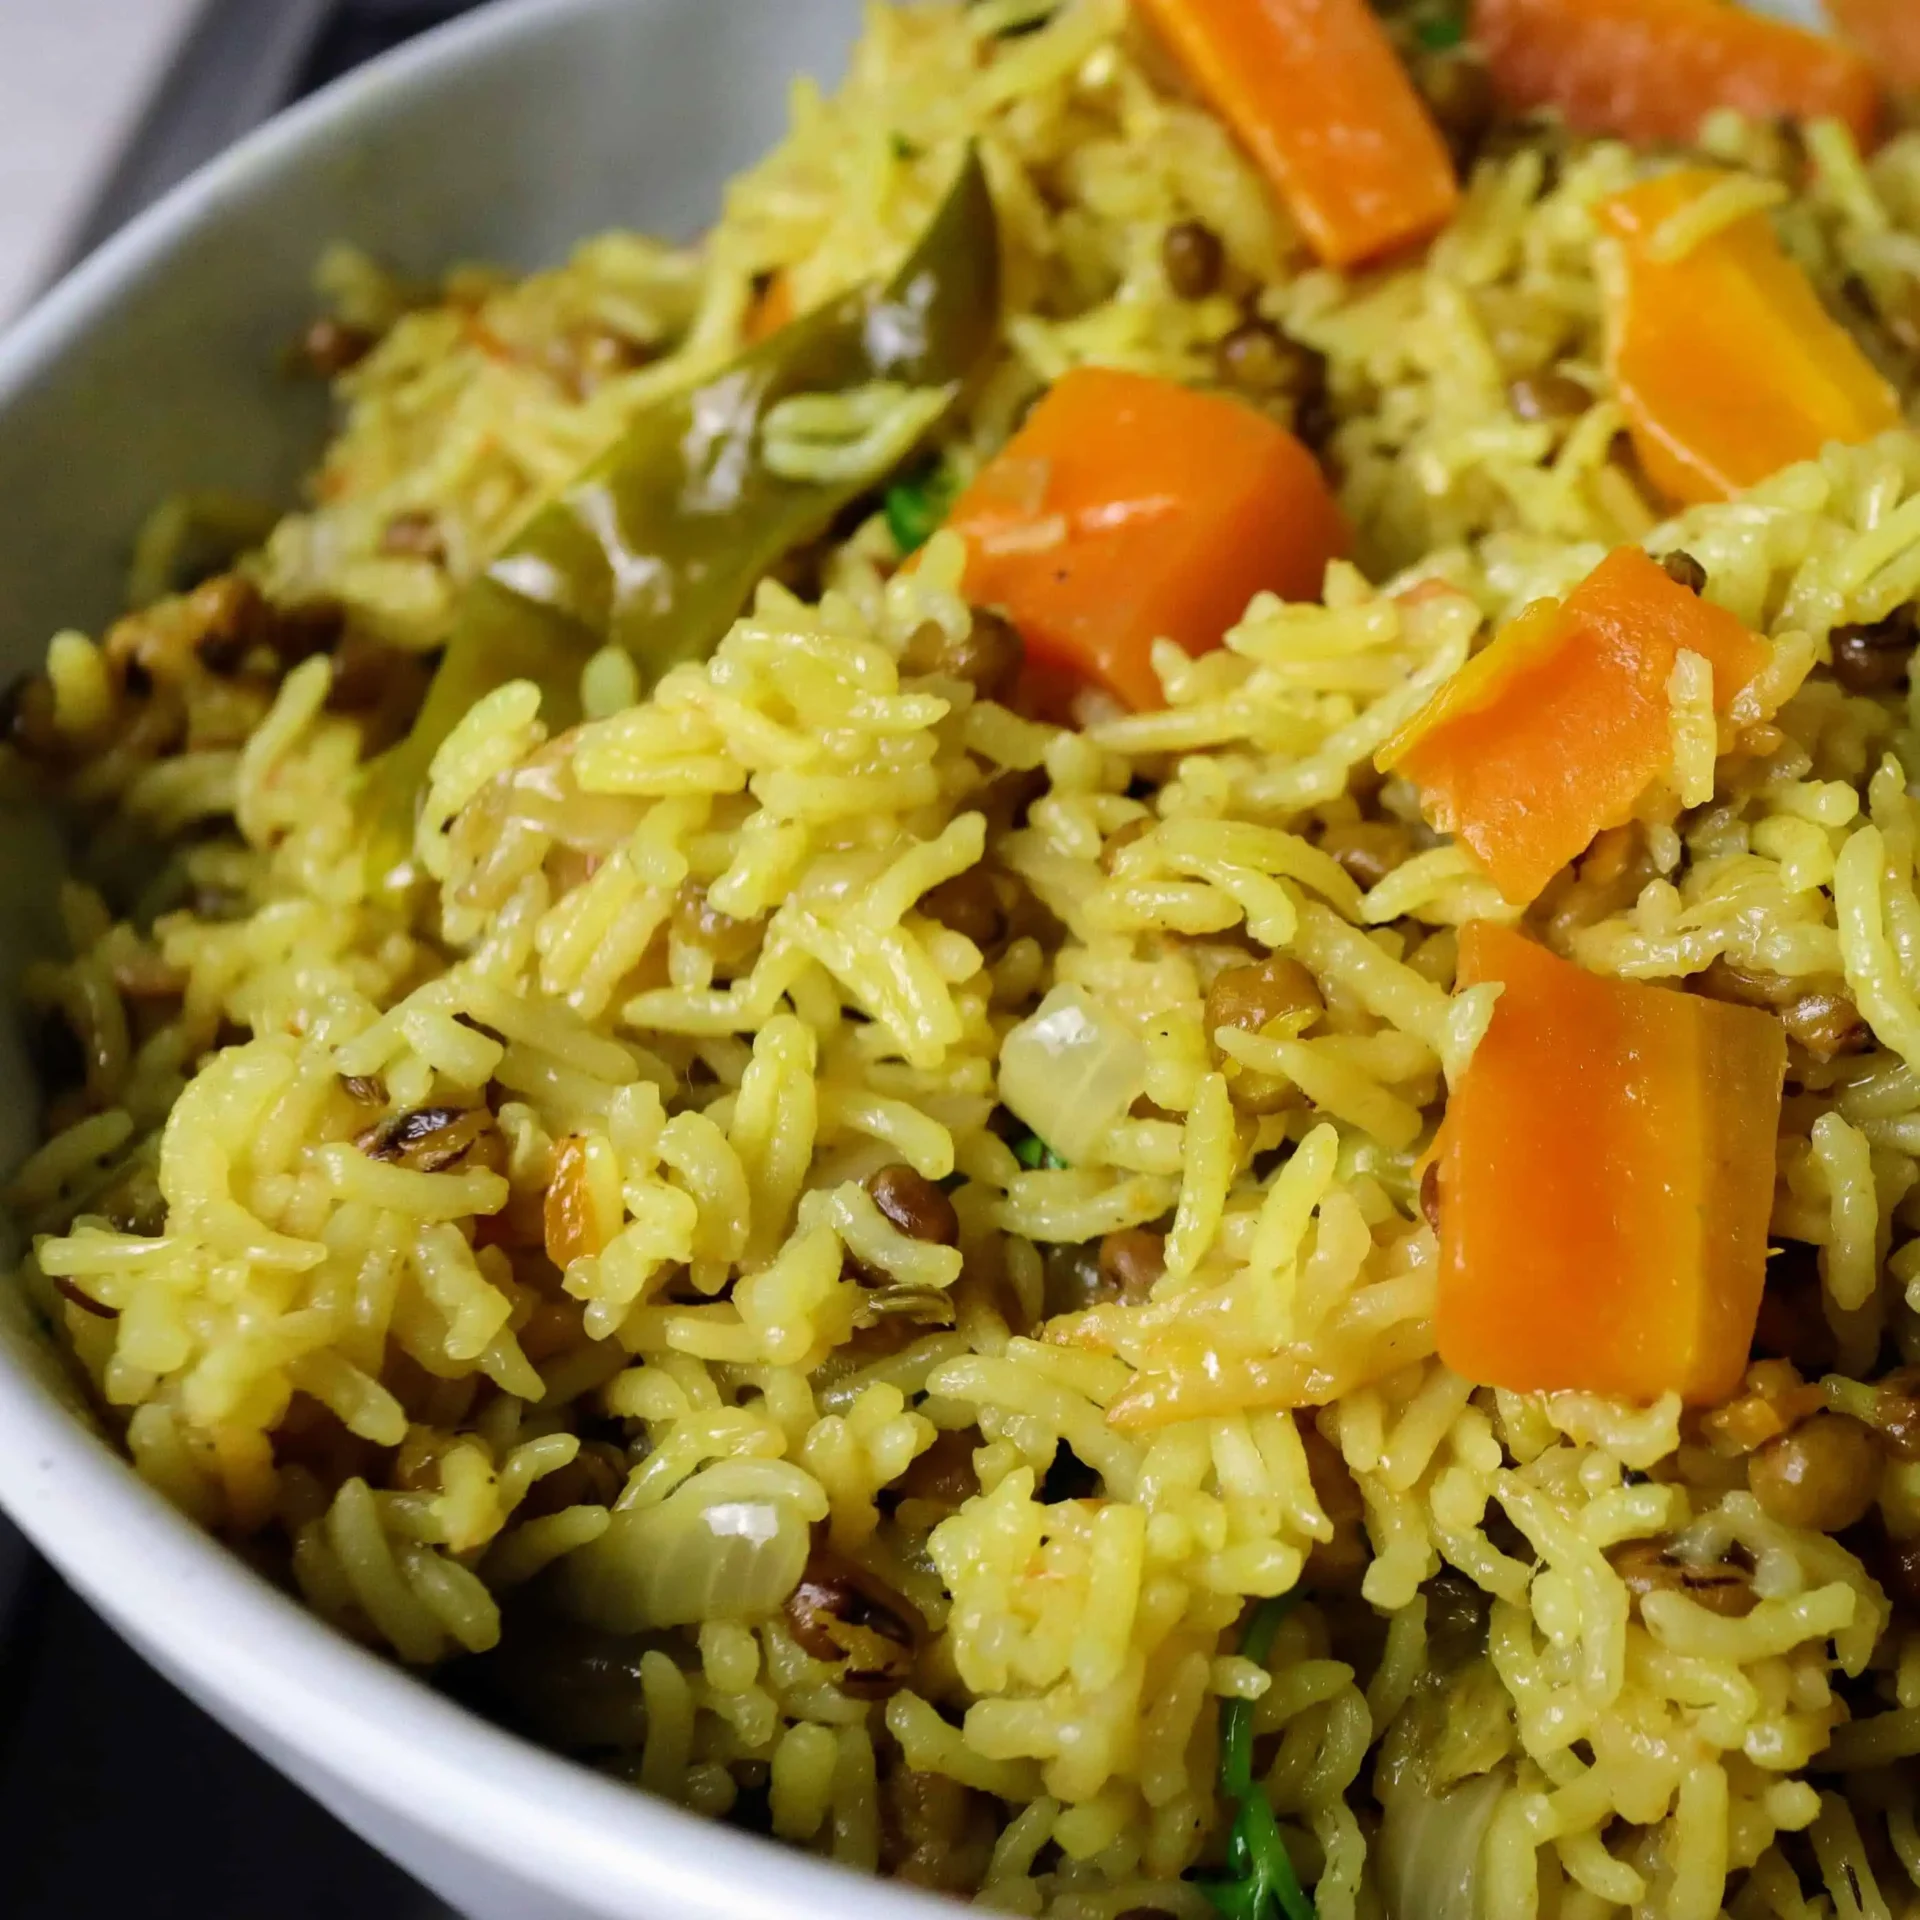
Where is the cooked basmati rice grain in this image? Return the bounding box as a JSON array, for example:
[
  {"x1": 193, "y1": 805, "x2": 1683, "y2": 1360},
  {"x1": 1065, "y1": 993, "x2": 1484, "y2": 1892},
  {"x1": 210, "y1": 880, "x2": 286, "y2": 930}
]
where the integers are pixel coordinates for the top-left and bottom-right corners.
[{"x1": 11, "y1": 1, "x2": 1920, "y2": 1911}]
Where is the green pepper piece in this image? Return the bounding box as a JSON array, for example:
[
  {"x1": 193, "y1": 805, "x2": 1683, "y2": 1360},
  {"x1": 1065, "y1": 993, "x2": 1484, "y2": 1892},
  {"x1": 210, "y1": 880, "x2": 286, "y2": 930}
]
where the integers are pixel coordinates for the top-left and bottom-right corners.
[{"x1": 363, "y1": 147, "x2": 1001, "y2": 887}]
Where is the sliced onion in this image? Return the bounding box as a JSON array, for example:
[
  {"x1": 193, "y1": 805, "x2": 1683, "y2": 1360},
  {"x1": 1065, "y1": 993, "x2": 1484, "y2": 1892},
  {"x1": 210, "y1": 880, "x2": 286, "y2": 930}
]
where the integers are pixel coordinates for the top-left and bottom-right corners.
[
  {"x1": 1376, "y1": 1761, "x2": 1509, "y2": 1920},
  {"x1": 554, "y1": 1465, "x2": 815, "y2": 1631},
  {"x1": 997, "y1": 983, "x2": 1148, "y2": 1167}
]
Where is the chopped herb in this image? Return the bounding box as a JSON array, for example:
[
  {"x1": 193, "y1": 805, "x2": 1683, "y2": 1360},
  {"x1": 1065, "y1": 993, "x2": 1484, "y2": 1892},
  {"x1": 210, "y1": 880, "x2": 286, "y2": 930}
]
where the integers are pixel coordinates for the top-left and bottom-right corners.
[
  {"x1": 883, "y1": 459, "x2": 957, "y2": 555},
  {"x1": 891, "y1": 132, "x2": 920, "y2": 161},
  {"x1": 1219, "y1": 1794, "x2": 1314, "y2": 1920},
  {"x1": 1010, "y1": 1128, "x2": 1066, "y2": 1171},
  {"x1": 1219, "y1": 1593, "x2": 1291, "y2": 1798},
  {"x1": 1415, "y1": 9, "x2": 1465, "y2": 49},
  {"x1": 1198, "y1": 1593, "x2": 1315, "y2": 1920}
]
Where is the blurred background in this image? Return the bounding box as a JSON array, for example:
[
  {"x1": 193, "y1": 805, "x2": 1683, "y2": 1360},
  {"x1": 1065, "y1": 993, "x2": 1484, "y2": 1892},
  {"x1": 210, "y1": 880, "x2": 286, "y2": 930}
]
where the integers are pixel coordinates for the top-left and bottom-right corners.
[
  {"x1": 0, "y1": 16, "x2": 483, "y2": 1913},
  {"x1": 0, "y1": 1, "x2": 478, "y2": 320}
]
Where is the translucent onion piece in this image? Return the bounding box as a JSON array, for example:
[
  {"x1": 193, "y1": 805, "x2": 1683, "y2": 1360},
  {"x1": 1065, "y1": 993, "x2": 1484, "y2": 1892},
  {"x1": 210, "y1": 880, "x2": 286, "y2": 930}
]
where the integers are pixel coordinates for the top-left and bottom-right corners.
[
  {"x1": 555, "y1": 1470, "x2": 812, "y2": 1631},
  {"x1": 997, "y1": 983, "x2": 1148, "y2": 1167},
  {"x1": 1376, "y1": 1762, "x2": 1509, "y2": 1920}
]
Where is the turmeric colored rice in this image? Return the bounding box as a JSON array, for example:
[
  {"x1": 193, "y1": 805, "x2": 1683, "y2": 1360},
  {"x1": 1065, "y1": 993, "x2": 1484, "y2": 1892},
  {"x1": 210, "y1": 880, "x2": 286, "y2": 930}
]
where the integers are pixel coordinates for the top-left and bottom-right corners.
[{"x1": 10, "y1": 2, "x2": 1920, "y2": 1913}]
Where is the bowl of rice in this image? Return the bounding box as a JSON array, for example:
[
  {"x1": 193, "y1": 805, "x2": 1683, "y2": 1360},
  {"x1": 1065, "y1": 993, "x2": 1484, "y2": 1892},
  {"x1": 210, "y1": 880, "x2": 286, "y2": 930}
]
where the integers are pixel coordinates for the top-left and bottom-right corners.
[{"x1": 3, "y1": 0, "x2": 1920, "y2": 1915}]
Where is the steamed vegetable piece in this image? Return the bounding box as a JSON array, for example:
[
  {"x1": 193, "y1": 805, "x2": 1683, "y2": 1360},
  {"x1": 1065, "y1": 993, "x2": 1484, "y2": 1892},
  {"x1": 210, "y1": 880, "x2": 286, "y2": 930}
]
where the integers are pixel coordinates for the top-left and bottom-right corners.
[
  {"x1": 945, "y1": 367, "x2": 1350, "y2": 711},
  {"x1": 1828, "y1": 0, "x2": 1920, "y2": 88},
  {"x1": 1472, "y1": 0, "x2": 1880, "y2": 149},
  {"x1": 363, "y1": 149, "x2": 1000, "y2": 880},
  {"x1": 1378, "y1": 547, "x2": 1767, "y2": 904},
  {"x1": 556, "y1": 1463, "x2": 822, "y2": 1631},
  {"x1": 1374, "y1": 1579, "x2": 1512, "y2": 1920},
  {"x1": 1433, "y1": 922, "x2": 1787, "y2": 1406},
  {"x1": 1598, "y1": 168, "x2": 1901, "y2": 507},
  {"x1": 743, "y1": 268, "x2": 796, "y2": 344},
  {"x1": 1377, "y1": 1748, "x2": 1507, "y2": 1920},
  {"x1": 1200, "y1": 1593, "x2": 1313, "y2": 1920},
  {"x1": 1137, "y1": 0, "x2": 1457, "y2": 267},
  {"x1": 998, "y1": 984, "x2": 1148, "y2": 1167}
]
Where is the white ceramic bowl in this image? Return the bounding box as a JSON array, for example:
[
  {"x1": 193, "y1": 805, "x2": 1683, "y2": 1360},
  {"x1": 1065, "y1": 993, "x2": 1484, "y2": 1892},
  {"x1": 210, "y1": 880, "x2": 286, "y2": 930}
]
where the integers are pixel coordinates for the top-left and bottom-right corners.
[
  {"x1": 0, "y1": 3, "x2": 961, "y2": 1915},
  {"x1": 0, "y1": 0, "x2": 1844, "y2": 1911}
]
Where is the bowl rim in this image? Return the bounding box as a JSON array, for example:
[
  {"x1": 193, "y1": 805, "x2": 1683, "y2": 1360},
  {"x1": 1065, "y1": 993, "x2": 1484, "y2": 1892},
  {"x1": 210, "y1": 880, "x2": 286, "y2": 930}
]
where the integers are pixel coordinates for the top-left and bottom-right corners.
[{"x1": 0, "y1": 2, "x2": 958, "y2": 1912}]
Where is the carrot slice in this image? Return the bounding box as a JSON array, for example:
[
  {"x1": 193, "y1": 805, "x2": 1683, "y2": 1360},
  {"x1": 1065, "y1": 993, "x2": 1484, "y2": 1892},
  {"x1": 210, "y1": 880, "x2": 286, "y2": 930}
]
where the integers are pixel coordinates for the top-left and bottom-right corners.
[
  {"x1": 1437, "y1": 922, "x2": 1786, "y2": 1406},
  {"x1": 1827, "y1": 0, "x2": 1920, "y2": 90},
  {"x1": 744, "y1": 271, "x2": 795, "y2": 345},
  {"x1": 945, "y1": 366, "x2": 1350, "y2": 711},
  {"x1": 1379, "y1": 547, "x2": 1767, "y2": 904},
  {"x1": 1473, "y1": 0, "x2": 1880, "y2": 149},
  {"x1": 1136, "y1": 0, "x2": 1458, "y2": 268},
  {"x1": 1599, "y1": 169, "x2": 1902, "y2": 507}
]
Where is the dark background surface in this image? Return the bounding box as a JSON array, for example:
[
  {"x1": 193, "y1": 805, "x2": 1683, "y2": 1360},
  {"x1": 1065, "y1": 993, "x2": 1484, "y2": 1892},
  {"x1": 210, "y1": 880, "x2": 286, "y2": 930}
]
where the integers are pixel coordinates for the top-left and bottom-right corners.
[
  {"x1": 0, "y1": 1572, "x2": 455, "y2": 1917},
  {"x1": 3, "y1": 14, "x2": 487, "y2": 1916},
  {"x1": 303, "y1": 0, "x2": 481, "y2": 85}
]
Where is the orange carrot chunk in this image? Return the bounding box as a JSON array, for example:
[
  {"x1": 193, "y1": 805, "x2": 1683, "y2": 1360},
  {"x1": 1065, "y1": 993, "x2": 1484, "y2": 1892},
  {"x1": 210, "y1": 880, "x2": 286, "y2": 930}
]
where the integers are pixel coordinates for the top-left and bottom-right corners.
[
  {"x1": 1599, "y1": 169, "x2": 1902, "y2": 508},
  {"x1": 744, "y1": 271, "x2": 796, "y2": 345},
  {"x1": 1437, "y1": 922, "x2": 1786, "y2": 1407},
  {"x1": 1378, "y1": 547, "x2": 1767, "y2": 904},
  {"x1": 1473, "y1": 0, "x2": 1880, "y2": 150},
  {"x1": 1136, "y1": 0, "x2": 1458, "y2": 268},
  {"x1": 1827, "y1": 0, "x2": 1920, "y2": 91},
  {"x1": 945, "y1": 366, "x2": 1350, "y2": 711}
]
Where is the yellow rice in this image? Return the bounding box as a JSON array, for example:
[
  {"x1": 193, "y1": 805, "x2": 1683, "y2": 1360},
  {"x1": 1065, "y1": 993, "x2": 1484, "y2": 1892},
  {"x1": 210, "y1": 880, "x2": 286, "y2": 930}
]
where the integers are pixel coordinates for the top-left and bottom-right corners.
[{"x1": 10, "y1": 2, "x2": 1920, "y2": 1915}]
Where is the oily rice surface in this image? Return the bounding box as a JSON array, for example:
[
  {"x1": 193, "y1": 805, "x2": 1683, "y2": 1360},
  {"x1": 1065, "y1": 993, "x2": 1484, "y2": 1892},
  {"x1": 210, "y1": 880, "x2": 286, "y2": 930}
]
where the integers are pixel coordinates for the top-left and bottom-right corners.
[{"x1": 9, "y1": 4, "x2": 1920, "y2": 1916}]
